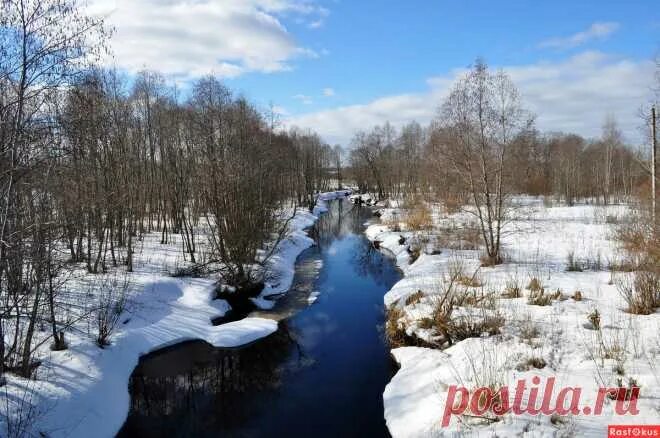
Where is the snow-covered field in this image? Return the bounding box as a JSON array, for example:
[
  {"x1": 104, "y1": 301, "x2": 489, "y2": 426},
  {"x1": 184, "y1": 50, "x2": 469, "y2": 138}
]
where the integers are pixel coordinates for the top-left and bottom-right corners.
[
  {"x1": 1, "y1": 191, "x2": 349, "y2": 437},
  {"x1": 365, "y1": 196, "x2": 660, "y2": 437}
]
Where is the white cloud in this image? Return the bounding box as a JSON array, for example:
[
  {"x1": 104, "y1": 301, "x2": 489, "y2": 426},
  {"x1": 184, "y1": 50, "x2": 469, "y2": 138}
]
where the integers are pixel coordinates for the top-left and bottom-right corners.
[
  {"x1": 307, "y1": 6, "x2": 329, "y2": 28},
  {"x1": 322, "y1": 87, "x2": 335, "y2": 97},
  {"x1": 285, "y1": 52, "x2": 655, "y2": 146},
  {"x1": 89, "y1": 0, "x2": 324, "y2": 78},
  {"x1": 308, "y1": 19, "x2": 324, "y2": 29},
  {"x1": 293, "y1": 94, "x2": 314, "y2": 104},
  {"x1": 538, "y1": 22, "x2": 620, "y2": 49}
]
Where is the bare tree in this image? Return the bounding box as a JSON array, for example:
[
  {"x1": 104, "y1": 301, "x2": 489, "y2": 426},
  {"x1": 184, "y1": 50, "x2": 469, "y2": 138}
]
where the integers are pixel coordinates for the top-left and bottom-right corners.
[
  {"x1": 435, "y1": 59, "x2": 532, "y2": 265},
  {"x1": 0, "y1": 0, "x2": 105, "y2": 380}
]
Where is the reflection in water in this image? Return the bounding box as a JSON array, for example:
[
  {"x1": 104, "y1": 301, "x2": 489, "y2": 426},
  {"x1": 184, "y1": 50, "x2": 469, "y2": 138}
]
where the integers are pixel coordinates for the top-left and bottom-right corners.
[
  {"x1": 307, "y1": 200, "x2": 365, "y2": 248},
  {"x1": 313, "y1": 203, "x2": 393, "y2": 284},
  {"x1": 119, "y1": 325, "x2": 304, "y2": 437},
  {"x1": 120, "y1": 199, "x2": 401, "y2": 437},
  {"x1": 352, "y1": 239, "x2": 392, "y2": 285}
]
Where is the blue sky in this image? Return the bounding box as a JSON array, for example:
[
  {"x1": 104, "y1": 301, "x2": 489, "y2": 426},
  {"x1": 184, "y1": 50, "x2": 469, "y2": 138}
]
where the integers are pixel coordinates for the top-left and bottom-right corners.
[{"x1": 93, "y1": 0, "x2": 659, "y2": 145}]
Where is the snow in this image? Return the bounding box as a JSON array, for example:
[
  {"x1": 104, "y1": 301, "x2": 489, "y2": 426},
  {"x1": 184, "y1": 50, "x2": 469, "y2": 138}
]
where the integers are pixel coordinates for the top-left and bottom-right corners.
[
  {"x1": 368, "y1": 197, "x2": 660, "y2": 437},
  {"x1": 384, "y1": 347, "x2": 449, "y2": 438},
  {"x1": 2, "y1": 190, "x2": 350, "y2": 437}
]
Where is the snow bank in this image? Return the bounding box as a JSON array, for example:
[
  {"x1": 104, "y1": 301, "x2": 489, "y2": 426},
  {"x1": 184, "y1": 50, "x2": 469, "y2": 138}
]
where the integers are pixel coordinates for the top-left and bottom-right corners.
[{"x1": 369, "y1": 198, "x2": 660, "y2": 437}]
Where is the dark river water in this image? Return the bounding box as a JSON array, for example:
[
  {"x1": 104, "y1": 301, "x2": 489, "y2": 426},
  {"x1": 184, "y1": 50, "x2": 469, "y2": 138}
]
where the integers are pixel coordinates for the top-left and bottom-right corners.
[{"x1": 118, "y1": 199, "x2": 402, "y2": 438}]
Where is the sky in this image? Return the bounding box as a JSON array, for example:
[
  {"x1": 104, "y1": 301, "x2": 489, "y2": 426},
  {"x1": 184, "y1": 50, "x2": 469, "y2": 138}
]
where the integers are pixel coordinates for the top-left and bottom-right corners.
[{"x1": 90, "y1": 0, "x2": 659, "y2": 146}]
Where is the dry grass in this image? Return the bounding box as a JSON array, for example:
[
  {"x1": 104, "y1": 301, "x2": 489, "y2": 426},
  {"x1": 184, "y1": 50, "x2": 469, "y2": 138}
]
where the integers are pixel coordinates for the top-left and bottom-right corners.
[
  {"x1": 436, "y1": 222, "x2": 481, "y2": 251},
  {"x1": 501, "y1": 274, "x2": 522, "y2": 299},
  {"x1": 608, "y1": 378, "x2": 641, "y2": 401},
  {"x1": 462, "y1": 290, "x2": 497, "y2": 308},
  {"x1": 419, "y1": 263, "x2": 505, "y2": 347},
  {"x1": 418, "y1": 317, "x2": 434, "y2": 329},
  {"x1": 516, "y1": 356, "x2": 547, "y2": 371},
  {"x1": 527, "y1": 289, "x2": 553, "y2": 306},
  {"x1": 611, "y1": 205, "x2": 659, "y2": 314},
  {"x1": 527, "y1": 277, "x2": 543, "y2": 292},
  {"x1": 384, "y1": 217, "x2": 402, "y2": 233},
  {"x1": 406, "y1": 204, "x2": 433, "y2": 231},
  {"x1": 616, "y1": 217, "x2": 660, "y2": 271},
  {"x1": 449, "y1": 312, "x2": 505, "y2": 342},
  {"x1": 501, "y1": 286, "x2": 521, "y2": 299},
  {"x1": 587, "y1": 309, "x2": 601, "y2": 330},
  {"x1": 429, "y1": 294, "x2": 504, "y2": 347},
  {"x1": 456, "y1": 274, "x2": 483, "y2": 288},
  {"x1": 407, "y1": 245, "x2": 422, "y2": 263},
  {"x1": 405, "y1": 290, "x2": 425, "y2": 306},
  {"x1": 572, "y1": 290, "x2": 583, "y2": 301},
  {"x1": 443, "y1": 195, "x2": 463, "y2": 214},
  {"x1": 552, "y1": 289, "x2": 568, "y2": 301},
  {"x1": 479, "y1": 251, "x2": 504, "y2": 267},
  {"x1": 385, "y1": 305, "x2": 408, "y2": 347},
  {"x1": 519, "y1": 313, "x2": 540, "y2": 342}
]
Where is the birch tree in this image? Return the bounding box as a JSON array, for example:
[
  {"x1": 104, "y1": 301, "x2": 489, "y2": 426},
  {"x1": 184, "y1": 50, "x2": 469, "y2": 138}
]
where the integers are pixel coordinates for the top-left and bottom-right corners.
[{"x1": 436, "y1": 60, "x2": 532, "y2": 265}]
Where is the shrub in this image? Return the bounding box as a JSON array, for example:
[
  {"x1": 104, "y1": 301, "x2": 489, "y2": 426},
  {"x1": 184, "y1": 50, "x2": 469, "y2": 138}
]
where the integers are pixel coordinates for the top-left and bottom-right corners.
[
  {"x1": 566, "y1": 251, "x2": 583, "y2": 272},
  {"x1": 616, "y1": 271, "x2": 660, "y2": 315},
  {"x1": 93, "y1": 273, "x2": 130, "y2": 347},
  {"x1": 607, "y1": 258, "x2": 637, "y2": 272},
  {"x1": 572, "y1": 291, "x2": 583, "y2": 301},
  {"x1": 616, "y1": 214, "x2": 660, "y2": 271}
]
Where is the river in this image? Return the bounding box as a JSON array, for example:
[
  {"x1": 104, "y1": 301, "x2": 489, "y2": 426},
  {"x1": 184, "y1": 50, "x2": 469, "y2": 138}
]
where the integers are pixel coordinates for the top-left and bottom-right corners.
[{"x1": 118, "y1": 198, "x2": 401, "y2": 437}]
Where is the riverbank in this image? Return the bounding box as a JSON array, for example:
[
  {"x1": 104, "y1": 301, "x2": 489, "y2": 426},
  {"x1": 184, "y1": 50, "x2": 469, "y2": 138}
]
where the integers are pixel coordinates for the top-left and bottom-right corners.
[
  {"x1": 364, "y1": 195, "x2": 660, "y2": 437},
  {"x1": 2, "y1": 191, "x2": 349, "y2": 437}
]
